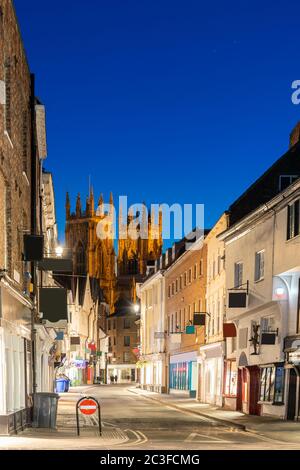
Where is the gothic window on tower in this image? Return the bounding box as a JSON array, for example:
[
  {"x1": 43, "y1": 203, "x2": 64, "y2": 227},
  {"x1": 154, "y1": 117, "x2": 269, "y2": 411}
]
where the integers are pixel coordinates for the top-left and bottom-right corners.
[{"x1": 76, "y1": 242, "x2": 86, "y2": 274}]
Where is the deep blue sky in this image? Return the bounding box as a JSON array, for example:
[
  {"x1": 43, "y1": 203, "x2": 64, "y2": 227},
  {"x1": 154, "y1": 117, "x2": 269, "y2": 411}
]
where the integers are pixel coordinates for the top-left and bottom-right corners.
[{"x1": 14, "y1": 0, "x2": 300, "y2": 244}]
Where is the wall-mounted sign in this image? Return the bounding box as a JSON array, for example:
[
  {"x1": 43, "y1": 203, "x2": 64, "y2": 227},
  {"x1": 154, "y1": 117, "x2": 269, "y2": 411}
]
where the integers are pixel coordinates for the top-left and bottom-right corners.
[
  {"x1": 261, "y1": 333, "x2": 276, "y2": 345},
  {"x1": 228, "y1": 292, "x2": 248, "y2": 308},
  {"x1": 70, "y1": 336, "x2": 80, "y2": 346},
  {"x1": 24, "y1": 234, "x2": 44, "y2": 261},
  {"x1": 193, "y1": 313, "x2": 206, "y2": 326},
  {"x1": 223, "y1": 323, "x2": 237, "y2": 338},
  {"x1": 39, "y1": 288, "x2": 68, "y2": 323},
  {"x1": 186, "y1": 325, "x2": 195, "y2": 334}
]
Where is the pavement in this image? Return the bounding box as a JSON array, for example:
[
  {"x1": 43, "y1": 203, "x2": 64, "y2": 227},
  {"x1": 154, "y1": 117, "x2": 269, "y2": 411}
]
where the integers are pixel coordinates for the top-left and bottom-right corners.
[{"x1": 0, "y1": 384, "x2": 299, "y2": 449}]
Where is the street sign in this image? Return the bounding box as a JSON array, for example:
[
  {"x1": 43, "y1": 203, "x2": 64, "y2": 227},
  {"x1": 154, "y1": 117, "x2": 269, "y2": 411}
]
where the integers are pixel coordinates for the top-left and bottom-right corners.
[
  {"x1": 76, "y1": 396, "x2": 102, "y2": 436},
  {"x1": 78, "y1": 398, "x2": 98, "y2": 415}
]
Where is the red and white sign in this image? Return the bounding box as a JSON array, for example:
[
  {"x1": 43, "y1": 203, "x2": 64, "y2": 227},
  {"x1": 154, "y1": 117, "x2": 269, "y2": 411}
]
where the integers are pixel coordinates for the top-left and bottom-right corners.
[{"x1": 78, "y1": 398, "x2": 98, "y2": 415}]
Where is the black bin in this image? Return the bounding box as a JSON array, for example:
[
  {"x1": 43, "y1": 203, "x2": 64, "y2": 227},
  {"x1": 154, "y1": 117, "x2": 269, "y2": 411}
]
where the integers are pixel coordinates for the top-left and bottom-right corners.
[{"x1": 32, "y1": 393, "x2": 60, "y2": 429}]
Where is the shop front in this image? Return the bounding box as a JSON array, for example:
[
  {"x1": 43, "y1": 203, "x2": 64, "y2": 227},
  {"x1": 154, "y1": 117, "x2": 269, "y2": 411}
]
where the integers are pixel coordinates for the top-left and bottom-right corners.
[
  {"x1": 139, "y1": 353, "x2": 167, "y2": 393},
  {"x1": 223, "y1": 359, "x2": 238, "y2": 410},
  {"x1": 169, "y1": 351, "x2": 198, "y2": 397},
  {"x1": 198, "y1": 342, "x2": 224, "y2": 406},
  {"x1": 236, "y1": 353, "x2": 285, "y2": 417},
  {"x1": 0, "y1": 281, "x2": 33, "y2": 435},
  {"x1": 67, "y1": 359, "x2": 88, "y2": 386}
]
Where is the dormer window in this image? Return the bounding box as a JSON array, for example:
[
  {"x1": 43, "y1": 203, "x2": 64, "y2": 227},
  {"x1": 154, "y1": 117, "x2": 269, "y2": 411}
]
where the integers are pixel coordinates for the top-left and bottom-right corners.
[{"x1": 279, "y1": 175, "x2": 298, "y2": 192}]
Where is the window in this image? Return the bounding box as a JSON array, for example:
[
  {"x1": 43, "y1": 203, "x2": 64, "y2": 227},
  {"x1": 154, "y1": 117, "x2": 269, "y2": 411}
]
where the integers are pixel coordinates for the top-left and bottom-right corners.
[
  {"x1": 287, "y1": 200, "x2": 300, "y2": 240},
  {"x1": 124, "y1": 336, "x2": 130, "y2": 347},
  {"x1": 217, "y1": 255, "x2": 221, "y2": 275},
  {"x1": 168, "y1": 285, "x2": 171, "y2": 298},
  {"x1": 188, "y1": 269, "x2": 192, "y2": 283},
  {"x1": 113, "y1": 337, "x2": 116, "y2": 346},
  {"x1": 4, "y1": 60, "x2": 11, "y2": 136},
  {"x1": 199, "y1": 259, "x2": 203, "y2": 276},
  {"x1": 172, "y1": 283, "x2": 175, "y2": 295},
  {"x1": 279, "y1": 175, "x2": 298, "y2": 192},
  {"x1": 175, "y1": 279, "x2": 178, "y2": 293},
  {"x1": 184, "y1": 272, "x2": 187, "y2": 287},
  {"x1": 255, "y1": 250, "x2": 265, "y2": 281},
  {"x1": 22, "y1": 110, "x2": 29, "y2": 174},
  {"x1": 123, "y1": 352, "x2": 131, "y2": 363},
  {"x1": 260, "y1": 366, "x2": 284, "y2": 404},
  {"x1": 179, "y1": 275, "x2": 182, "y2": 290},
  {"x1": 234, "y1": 262, "x2": 243, "y2": 288},
  {"x1": 193, "y1": 264, "x2": 197, "y2": 280},
  {"x1": 212, "y1": 259, "x2": 216, "y2": 279},
  {"x1": 108, "y1": 321, "x2": 111, "y2": 330},
  {"x1": 260, "y1": 316, "x2": 275, "y2": 334},
  {"x1": 224, "y1": 361, "x2": 237, "y2": 397},
  {"x1": 124, "y1": 318, "x2": 131, "y2": 329}
]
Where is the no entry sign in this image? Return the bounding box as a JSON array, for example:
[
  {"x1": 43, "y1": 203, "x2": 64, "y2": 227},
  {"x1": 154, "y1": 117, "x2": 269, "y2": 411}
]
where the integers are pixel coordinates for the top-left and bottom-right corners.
[
  {"x1": 78, "y1": 398, "x2": 98, "y2": 415},
  {"x1": 76, "y1": 396, "x2": 102, "y2": 436}
]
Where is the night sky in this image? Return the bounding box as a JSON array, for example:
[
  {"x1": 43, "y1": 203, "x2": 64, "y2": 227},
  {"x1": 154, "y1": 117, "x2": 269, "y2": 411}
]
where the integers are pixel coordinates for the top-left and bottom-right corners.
[{"x1": 14, "y1": 0, "x2": 300, "y2": 245}]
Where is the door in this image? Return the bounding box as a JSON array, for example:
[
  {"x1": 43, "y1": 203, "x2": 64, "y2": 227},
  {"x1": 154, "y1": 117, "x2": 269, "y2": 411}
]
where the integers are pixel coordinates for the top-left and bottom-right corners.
[
  {"x1": 248, "y1": 366, "x2": 261, "y2": 416},
  {"x1": 236, "y1": 368, "x2": 243, "y2": 411},
  {"x1": 287, "y1": 368, "x2": 297, "y2": 421}
]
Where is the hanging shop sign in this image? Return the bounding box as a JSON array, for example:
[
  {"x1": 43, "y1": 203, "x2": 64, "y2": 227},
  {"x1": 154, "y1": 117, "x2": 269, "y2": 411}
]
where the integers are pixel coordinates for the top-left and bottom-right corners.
[
  {"x1": 223, "y1": 323, "x2": 237, "y2": 338},
  {"x1": 193, "y1": 313, "x2": 206, "y2": 326}
]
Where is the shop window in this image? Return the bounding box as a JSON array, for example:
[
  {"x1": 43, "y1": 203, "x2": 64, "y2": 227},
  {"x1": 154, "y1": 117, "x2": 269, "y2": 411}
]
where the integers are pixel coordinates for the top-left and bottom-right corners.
[{"x1": 260, "y1": 366, "x2": 284, "y2": 404}]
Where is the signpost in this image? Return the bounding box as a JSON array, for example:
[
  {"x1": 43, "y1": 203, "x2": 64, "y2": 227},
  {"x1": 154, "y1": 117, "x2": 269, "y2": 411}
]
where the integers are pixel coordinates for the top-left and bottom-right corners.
[{"x1": 76, "y1": 396, "x2": 102, "y2": 436}]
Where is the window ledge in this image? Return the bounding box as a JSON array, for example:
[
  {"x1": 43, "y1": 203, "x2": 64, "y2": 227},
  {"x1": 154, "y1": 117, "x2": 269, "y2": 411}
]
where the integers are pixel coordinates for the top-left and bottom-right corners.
[
  {"x1": 286, "y1": 233, "x2": 300, "y2": 243},
  {"x1": 254, "y1": 278, "x2": 264, "y2": 284}
]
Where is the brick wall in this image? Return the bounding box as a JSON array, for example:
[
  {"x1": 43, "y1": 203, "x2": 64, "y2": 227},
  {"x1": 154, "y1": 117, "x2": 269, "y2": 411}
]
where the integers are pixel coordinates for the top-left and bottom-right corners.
[{"x1": 0, "y1": 0, "x2": 32, "y2": 282}]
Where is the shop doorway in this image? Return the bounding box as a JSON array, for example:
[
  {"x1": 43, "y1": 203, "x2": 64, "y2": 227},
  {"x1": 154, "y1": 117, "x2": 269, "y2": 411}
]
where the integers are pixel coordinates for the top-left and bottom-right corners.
[
  {"x1": 287, "y1": 368, "x2": 297, "y2": 421},
  {"x1": 248, "y1": 366, "x2": 261, "y2": 416},
  {"x1": 236, "y1": 368, "x2": 243, "y2": 411}
]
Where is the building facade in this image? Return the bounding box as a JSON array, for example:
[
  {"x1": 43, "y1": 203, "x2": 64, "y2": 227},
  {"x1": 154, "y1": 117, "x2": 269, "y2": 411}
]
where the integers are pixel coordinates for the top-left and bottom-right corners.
[
  {"x1": 198, "y1": 213, "x2": 229, "y2": 407},
  {"x1": 138, "y1": 268, "x2": 167, "y2": 393},
  {"x1": 165, "y1": 237, "x2": 207, "y2": 397},
  {"x1": 0, "y1": 0, "x2": 34, "y2": 434}
]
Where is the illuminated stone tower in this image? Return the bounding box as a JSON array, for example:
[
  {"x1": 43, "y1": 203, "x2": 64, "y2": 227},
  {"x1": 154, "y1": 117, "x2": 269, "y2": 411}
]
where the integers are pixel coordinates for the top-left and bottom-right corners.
[
  {"x1": 65, "y1": 193, "x2": 163, "y2": 313},
  {"x1": 65, "y1": 190, "x2": 116, "y2": 312}
]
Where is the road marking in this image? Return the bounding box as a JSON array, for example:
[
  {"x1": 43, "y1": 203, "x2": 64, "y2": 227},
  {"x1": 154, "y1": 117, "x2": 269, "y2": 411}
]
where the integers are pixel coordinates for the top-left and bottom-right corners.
[
  {"x1": 121, "y1": 429, "x2": 148, "y2": 446},
  {"x1": 185, "y1": 432, "x2": 230, "y2": 444}
]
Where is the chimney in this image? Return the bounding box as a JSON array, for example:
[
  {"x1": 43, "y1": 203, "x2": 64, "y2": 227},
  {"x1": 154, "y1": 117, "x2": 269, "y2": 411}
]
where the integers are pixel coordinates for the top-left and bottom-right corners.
[{"x1": 290, "y1": 122, "x2": 300, "y2": 148}]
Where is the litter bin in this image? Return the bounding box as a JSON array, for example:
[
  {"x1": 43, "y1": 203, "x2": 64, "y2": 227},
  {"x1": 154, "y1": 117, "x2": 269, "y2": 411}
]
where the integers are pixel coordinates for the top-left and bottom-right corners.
[
  {"x1": 55, "y1": 377, "x2": 70, "y2": 393},
  {"x1": 64, "y1": 379, "x2": 71, "y2": 392},
  {"x1": 55, "y1": 378, "x2": 66, "y2": 393},
  {"x1": 32, "y1": 393, "x2": 60, "y2": 428}
]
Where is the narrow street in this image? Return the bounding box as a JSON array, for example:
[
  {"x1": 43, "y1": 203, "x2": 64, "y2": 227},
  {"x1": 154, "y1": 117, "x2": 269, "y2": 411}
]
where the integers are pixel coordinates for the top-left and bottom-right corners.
[{"x1": 0, "y1": 385, "x2": 300, "y2": 450}]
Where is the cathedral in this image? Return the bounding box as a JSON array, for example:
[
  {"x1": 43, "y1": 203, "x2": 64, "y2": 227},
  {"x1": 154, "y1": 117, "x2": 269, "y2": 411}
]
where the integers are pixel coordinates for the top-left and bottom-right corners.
[{"x1": 65, "y1": 191, "x2": 163, "y2": 314}]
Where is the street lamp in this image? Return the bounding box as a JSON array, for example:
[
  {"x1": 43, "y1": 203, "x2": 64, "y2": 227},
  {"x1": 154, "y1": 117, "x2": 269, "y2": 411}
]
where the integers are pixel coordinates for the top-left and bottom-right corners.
[
  {"x1": 133, "y1": 304, "x2": 140, "y2": 314},
  {"x1": 55, "y1": 244, "x2": 64, "y2": 257}
]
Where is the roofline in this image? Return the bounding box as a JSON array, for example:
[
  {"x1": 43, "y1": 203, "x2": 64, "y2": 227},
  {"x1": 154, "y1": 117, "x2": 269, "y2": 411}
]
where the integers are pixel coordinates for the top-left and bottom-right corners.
[
  {"x1": 229, "y1": 140, "x2": 300, "y2": 210},
  {"x1": 219, "y1": 176, "x2": 300, "y2": 241}
]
